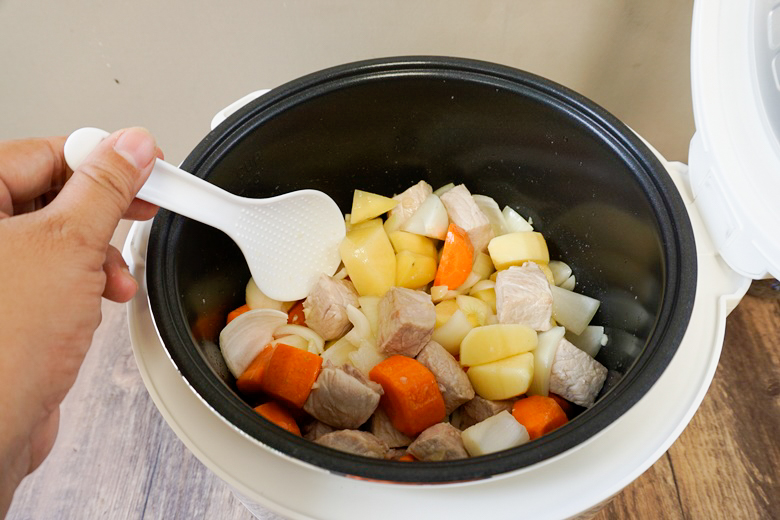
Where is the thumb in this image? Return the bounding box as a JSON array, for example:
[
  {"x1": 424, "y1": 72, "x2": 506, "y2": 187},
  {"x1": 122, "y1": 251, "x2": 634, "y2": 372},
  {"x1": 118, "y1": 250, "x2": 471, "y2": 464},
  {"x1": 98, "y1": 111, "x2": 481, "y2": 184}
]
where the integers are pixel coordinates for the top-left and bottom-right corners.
[{"x1": 51, "y1": 127, "x2": 157, "y2": 245}]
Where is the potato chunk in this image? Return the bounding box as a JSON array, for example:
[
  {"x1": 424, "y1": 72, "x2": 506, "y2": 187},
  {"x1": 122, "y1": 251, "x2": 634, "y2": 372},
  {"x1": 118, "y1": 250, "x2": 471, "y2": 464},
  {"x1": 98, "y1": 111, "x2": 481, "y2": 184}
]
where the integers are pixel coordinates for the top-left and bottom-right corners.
[
  {"x1": 339, "y1": 218, "x2": 396, "y2": 297},
  {"x1": 467, "y1": 352, "x2": 535, "y2": 400}
]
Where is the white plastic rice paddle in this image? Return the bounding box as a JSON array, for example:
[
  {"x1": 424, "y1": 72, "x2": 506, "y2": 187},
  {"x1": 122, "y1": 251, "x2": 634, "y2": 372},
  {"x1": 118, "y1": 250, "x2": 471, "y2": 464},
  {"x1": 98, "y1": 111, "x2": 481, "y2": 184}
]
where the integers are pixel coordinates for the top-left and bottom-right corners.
[{"x1": 64, "y1": 127, "x2": 345, "y2": 302}]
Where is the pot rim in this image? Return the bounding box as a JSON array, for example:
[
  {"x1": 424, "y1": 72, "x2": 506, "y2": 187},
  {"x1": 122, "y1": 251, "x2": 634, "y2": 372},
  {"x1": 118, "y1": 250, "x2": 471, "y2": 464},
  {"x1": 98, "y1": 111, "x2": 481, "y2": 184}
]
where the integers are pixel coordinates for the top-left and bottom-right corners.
[{"x1": 146, "y1": 56, "x2": 697, "y2": 483}]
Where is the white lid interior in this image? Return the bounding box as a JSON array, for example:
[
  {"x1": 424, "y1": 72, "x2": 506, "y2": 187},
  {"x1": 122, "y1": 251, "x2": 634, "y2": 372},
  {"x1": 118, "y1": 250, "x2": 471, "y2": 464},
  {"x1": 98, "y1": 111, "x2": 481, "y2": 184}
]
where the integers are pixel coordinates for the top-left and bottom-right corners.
[{"x1": 689, "y1": 0, "x2": 780, "y2": 280}]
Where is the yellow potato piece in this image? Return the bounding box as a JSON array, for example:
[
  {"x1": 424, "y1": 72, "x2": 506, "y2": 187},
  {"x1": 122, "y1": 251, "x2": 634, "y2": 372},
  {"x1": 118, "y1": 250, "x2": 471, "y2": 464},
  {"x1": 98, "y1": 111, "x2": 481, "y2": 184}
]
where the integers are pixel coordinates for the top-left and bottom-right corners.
[
  {"x1": 434, "y1": 299, "x2": 459, "y2": 328},
  {"x1": 471, "y1": 287, "x2": 497, "y2": 314},
  {"x1": 388, "y1": 230, "x2": 438, "y2": 258},
  {"x1": 467, "y1": 352, "x2": 535, "y2": 400},
  {"x1": 339, "y1": 218, "x2": 396, "y2": 297},
  {"x1": 459, "y1": 324, "x2": 538, "y2": 367},
  {"x1": 487, "y1": 232, "x2": 550, "y2": 271},
  {"x1": 395, "y1": 250, "x2": 437, "y2": 289},
  {"x1": 350, "y1": 190, "x2": 399, "y2": 225}
]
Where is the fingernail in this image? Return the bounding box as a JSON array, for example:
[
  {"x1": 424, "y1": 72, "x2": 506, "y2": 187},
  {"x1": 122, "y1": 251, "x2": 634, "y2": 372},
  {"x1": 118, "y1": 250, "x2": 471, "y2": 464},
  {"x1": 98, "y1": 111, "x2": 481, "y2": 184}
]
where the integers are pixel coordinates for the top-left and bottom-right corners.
[{"x1": 114, "y1": 127, "x2": 156, "y2": 169}]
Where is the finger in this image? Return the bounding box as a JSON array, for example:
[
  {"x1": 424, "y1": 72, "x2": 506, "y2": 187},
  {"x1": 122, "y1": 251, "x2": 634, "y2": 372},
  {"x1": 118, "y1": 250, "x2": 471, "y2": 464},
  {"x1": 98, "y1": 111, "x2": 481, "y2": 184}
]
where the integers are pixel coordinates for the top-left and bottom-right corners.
[
  {"x1": 0, "y1": 136, "x2": 69, "y2": 215},
  {"x1": 102, "y1": 245, "x2": 138, "y2": 303},
  {"x1": 122, "y1": 145, "x2": 163, "y2": 221},
  {"x1": 48, "y1": 127, "x2": 157, "y2": 246}
]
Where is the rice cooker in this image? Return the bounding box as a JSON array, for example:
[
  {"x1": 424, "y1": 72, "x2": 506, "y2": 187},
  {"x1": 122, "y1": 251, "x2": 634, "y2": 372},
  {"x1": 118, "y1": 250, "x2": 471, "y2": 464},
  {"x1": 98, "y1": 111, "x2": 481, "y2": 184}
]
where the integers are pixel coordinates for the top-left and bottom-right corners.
[{"x1": 122, "y1": 1, "x2": 780, "y2": 518}]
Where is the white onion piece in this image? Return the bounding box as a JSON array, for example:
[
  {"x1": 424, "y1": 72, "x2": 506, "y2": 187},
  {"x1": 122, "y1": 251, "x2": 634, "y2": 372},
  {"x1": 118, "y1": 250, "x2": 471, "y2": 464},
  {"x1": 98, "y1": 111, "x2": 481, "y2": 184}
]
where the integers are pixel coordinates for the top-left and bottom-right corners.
[
  {"x1": 274, "y1": 324, "x2": 325, "y2": 354},
  {"x1": 400, "y1": 194, "x2": 449, "y2": 240},
  {"x1": 321, "y1": 336, "x2": 358, "y2": 366},
  {"x1": 344, "y1": 304, "x2": 373, "y2": 344},
  {"x1": 473, "y1": 194, "x2": 508, "y2": 237},
  {"x1": 527, "y1": 326, "x2": 565, "y2": 396},
  {"x1": 333, "y1": 265, "x2": 348, "y2": 280},
  {"x1": 431, "y1": 309, "x2": 473, "y2": 355},
  {"x1": 548, "y1": 260, "x2": 573, "y2": 286},
  {"x1": 455, "y1": 271, "x2": 483, "y2": 293},
  {"x1": 357, "y1": 296, "x2": 380, "y2": 337},
  {"x1": 431, "y1": 285, "x2": 458, "y2": 302},
  {"x1": 560, "y1": 274, "x2": 576, "y2": 291},
  {"x1": 501, "y1": 206, "x2": 533, "y2": 232},
  {"x1": 565, "y1": 325, "x2": 606, "y2": 358},
  {"x1": 550, "y1": 285, "x2": 600, "y2": 335},
  {"x1": 348, "y1": 342, "x2": 387, "y2": 376},
  {"x1": 461, "y1": 411, "x2": 530, "y2": 456},
  {"x1": 270, "y1": 334, "x2": 309, "y2": 351},
  {"x1": 433, "y1": 182, "x2": 455, "y2": 197},
  {"x1": 469, "y1": 279, "x2": 496, "y2": 294},
  {"x1": 219, "y1": 309, "x2": 287, "y2": 378},
  {"x1": 245, "y1": 278, "x2": 294, "y2": 312}
]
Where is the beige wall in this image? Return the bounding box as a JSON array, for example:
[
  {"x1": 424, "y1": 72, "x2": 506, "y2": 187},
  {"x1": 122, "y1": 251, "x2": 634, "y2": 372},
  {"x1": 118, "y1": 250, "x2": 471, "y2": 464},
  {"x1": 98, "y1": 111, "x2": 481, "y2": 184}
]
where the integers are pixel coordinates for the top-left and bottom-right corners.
[{"x1": 0, "y1": 1, "x2": 694, "y2": 163}]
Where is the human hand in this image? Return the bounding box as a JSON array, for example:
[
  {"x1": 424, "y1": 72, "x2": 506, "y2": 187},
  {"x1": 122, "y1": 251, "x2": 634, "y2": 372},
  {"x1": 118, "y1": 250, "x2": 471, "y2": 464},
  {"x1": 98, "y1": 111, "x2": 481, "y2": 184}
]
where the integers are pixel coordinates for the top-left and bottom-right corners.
[{"x1": 0, "y1": 128, "x2": 161, "y2": 517}]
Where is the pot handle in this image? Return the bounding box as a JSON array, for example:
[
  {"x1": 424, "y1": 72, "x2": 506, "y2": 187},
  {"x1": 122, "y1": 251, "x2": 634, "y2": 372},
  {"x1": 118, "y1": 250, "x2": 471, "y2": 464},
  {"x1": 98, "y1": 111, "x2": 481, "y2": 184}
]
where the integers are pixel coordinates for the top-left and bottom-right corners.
[{"x1": 210, "y1": 89, "x2": 270, "y2": 130}]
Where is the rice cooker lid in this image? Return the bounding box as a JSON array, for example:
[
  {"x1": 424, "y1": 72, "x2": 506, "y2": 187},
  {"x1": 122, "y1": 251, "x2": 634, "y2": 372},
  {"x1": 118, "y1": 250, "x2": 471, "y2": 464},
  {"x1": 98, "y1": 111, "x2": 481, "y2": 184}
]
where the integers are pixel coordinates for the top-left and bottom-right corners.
[{"x1": 689, "y1": 0, "x2": 780, "y2": 281}]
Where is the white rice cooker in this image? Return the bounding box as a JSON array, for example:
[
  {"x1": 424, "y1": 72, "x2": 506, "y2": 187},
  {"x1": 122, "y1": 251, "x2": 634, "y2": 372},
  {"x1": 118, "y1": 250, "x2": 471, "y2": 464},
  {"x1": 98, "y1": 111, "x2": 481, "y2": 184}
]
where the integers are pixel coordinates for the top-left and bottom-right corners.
[{"x1": 122, "y1": 1, "x2": 779, "y2": 518}]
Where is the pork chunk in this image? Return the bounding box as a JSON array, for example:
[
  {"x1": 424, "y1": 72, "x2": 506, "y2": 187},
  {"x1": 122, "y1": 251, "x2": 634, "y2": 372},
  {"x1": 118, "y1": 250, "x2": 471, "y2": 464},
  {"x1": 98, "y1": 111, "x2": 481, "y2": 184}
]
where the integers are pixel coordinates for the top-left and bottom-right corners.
[
  {"x1": 369, "y1": 407, "x2": 414, "y2": 448},
  {"x1": 303, "y1": 275, "x2": 360, "y2": 341},
  {"x1": 302, "y1": 420, "x2": 335, "y2": 441},
  {"x1": 451, "y1": 395, "x2": 515, "y2": 430},
  {"x1": 495, "y1": 263, "x2": 553, "y2": 331},
  {"x1": 416, "y1": 340, "x2": 474, "y2": 414},
  {"x1": 440, "y1": 184, "x2": 494, "y2": 253},
  {"x1": 407, "y1": 423, "x2": 468, "y2": 461},
  {"x1": 549, "y1": 338, "x2": 607, "y2": 408},
  {"x1": 377, "y1": 287, "x2": 435, "y2": 357},
  {"x1": 315, "y1": 430, "x2": 389, "y2": 459},
  {"x1": 389, "y1": 180, "x2": 433, "y2": 223},
  {"x1": 304, "y1": 363, "x2": 382, "y2": 429}
]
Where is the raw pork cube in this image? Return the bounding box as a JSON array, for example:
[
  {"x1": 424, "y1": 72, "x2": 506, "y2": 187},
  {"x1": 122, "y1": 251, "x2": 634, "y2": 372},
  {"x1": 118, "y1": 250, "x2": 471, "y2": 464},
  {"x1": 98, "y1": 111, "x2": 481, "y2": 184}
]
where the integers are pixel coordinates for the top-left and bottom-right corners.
[
  {"x1": 407, "y1": 423, "x2": 468, "y2": 461},
  {"x1": 315, "y1": 430, "x2": 389, "y2": 459},
  {"x1": 549, "y1": 338, "x2": 608, "y2": 408},
  {"x1": 369, "y1": 407, "x2": 414, "y2": 448},
  {"x1": 304, "y1": 363, "x2": 383, "y2": 429},
  {"x1": 303, "y1": 274, "x2": 360, "y2": 340},
  {"x1": 377, "y1": 287, "x2": 435, "y2": 358},
  {"x1": 440, "y1": 184, "x2": 494, "y2": 253},
  {"x1": 495, "y1": 263, "x2": 553, "y2": 331},
  {"x1": 302, "y1": 420, "x2": 335, "y2": 441},
  {"x1": 416, "y1": 340, "x2": 475, "y2": 414},
  {"x1": 450, "y1": 395, "x2": 515, "y2": 430}
]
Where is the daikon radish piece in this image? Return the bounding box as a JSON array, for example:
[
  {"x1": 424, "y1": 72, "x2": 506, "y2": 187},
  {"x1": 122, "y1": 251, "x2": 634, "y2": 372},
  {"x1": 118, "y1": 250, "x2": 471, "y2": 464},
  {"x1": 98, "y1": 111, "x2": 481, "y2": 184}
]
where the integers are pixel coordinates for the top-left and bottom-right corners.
[
  {"x1": 502, "y1": 206, "x2": 533, "y2": 232},
  {"x1": 565, "y1": 325, "x2": 606, "y2": 358},
  {"x1": 487, "y1": 232, "x2": 549, "y2": 270},
  {"x1": 527, "y1": 326, "x2": 565, "y2": 396},
  {"x1": 473, "y1": 194, "x2": 508, "y2": 237},
  {"x1": 400, "y1": 194, "x2": 449, "y2": 240},
  {"x1": 461, "y1": 410, "x2": 530, "y2": 456},
  {"x1": 467, "y1": 352, "x2": 535, "y2": 400},
  {"x1": 431, "y1": 309, "x2": 473, "y2": 355},
  {"x1": 350, "y1": 190, "x2": 399, "y2": 225},
  {"x1": 548, "y1": 260, "x2": 573, "y2": 286},
  {"x1": 459, "y1": 324, "x2": 537, "y2": 367},
  {"x1": 550, "y1": 285, "x2": 600, "y2": 335},
  {"x1": 219, "y1": 309, "x2": 288, "y2": 378}
]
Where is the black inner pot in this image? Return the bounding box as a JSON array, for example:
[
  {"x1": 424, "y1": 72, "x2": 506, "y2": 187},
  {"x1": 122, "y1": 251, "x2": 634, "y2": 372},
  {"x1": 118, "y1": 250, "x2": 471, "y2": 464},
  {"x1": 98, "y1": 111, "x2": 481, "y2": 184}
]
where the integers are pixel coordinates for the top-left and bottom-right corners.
[{"x1": 146, "y1": 57, "x2": 696, "y2": 483}]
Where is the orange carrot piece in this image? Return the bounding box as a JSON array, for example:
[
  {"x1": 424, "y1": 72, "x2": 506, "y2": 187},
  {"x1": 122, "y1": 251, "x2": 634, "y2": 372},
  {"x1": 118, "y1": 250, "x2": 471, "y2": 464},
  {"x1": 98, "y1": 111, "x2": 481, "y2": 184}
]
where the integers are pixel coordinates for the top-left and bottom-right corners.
[
  {"x1": 253, "y1": 401, "x2": 301, "y2": 436},
  {"x1": 549, "y1": 393, "x2": 574, "y2": 418},
  {"x1": 287, "y1": 301, "x2": 306, "y2": 325},
  {"x1": 511, "y1": 395, "x2": 568, "y2": 440},
  {"x1": 398, "y1": 454, "x2": 417, "y2": 462},
  {"x1": 236, "y1": 345, "x2": 275, "y2": 395},
  {"x1": 369, "y1": 355, "x2": 446, "y2": 436},
  {"x1": 434, "y1": 223, "x2": 474, "y2": 289},
  {"x1": 260, "y1": 343, "x2": 323, "y2": 408},
  {"x1": 227, "y1": 303, "x2": 251, "y2": 324}
]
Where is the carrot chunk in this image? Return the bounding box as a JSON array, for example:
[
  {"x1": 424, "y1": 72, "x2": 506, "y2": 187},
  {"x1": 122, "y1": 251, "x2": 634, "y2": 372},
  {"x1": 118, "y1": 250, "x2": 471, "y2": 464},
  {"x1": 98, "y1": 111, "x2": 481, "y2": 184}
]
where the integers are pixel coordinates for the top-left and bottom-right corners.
[
  {"x1": 398, "y1": 454, "x2": 417, "y2": 462},
  {"x1": 369, "y1": 355, "x2": 446, "y2": 436},
  {"x1": 287, "y1": 301, "x2": 306, "y2": 325},
  {"x1": 549, "y1": 393, "x2": 574, "y2": 418},
  {"x1": 253, "y1": 401, "x2": 301, "y2": 436},
  {"x1": 434, "y1": 223, "x2": 474, "y2": 290},
  {"x1": 227, "y1": 303, "x2": 251, "y2": 324},
  {"x1": 236, "y1": 345, "x2": 275, "y2": 395},
  {"x1": 260, "y1": 343, "x2": 323, "y2": 408},
  {"x1": 511, "y1": 395, "x2": 568, "y2": 440}
]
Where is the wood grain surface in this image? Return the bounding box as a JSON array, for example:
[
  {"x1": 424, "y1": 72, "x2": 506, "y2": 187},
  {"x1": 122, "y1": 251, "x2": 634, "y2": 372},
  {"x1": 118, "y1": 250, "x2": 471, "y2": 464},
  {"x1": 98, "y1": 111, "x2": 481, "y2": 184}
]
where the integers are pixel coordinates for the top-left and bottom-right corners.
[{"x1": 6, "y1": 285, "x2": 779, "y2": 520}]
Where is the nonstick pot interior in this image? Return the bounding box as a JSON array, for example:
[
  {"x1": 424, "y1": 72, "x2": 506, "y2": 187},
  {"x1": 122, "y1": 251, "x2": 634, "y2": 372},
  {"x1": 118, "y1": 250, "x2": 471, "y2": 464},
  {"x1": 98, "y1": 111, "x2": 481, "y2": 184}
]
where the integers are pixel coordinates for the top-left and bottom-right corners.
[{"x1": 147, "y1": 57, "x2": 696, "y2": 483}]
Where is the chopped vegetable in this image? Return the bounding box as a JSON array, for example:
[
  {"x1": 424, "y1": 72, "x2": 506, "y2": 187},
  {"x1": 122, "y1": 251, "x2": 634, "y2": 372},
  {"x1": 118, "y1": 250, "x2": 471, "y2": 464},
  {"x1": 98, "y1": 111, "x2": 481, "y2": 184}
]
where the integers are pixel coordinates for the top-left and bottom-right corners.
[
  {"x1": 466, "y1": 352, "x2": 535, "y2": 400},
  {"x1": 254, "y1": 401, "x2": 302, "y2": 436},
  {"x1": 260, "y1": 343, "x2": 323, "y2": 408},
  {"x1": 434, "y1": 223, "x2": 474, "y2": 290},
  {"x1": 219, "y1": 308, "x2": 288, "y2": 378},
  {"x1": 395, "y1": 250, "x2": 437, "y2": 289},
  {"x1": 320, "y1": 336, "x2": 359, "y2": 367},
  {"x1": 565, "y1": 325, "x2": 607, "y2": 358},
  {"x1": 350, "y1": 189, "x2": 398, "y2": 225},
  {"x1": 236, "y1": 345, "x2": 275, "y2": 395},
  {"x1": 459, "y1": 324, "x2": 537, "y2": 367},
  {"x1": 387, "y1": 230, "x2": 438, "y2": 258},
  {"x1": 461, "y1": 410, "x2": 530, "y2": 456},
  {"x1": 369, "y1": 355, "x2": 446, "y2": 436},
  {"x1": 527, "y1": 326, "x2": 565, "y2": 396},
  {"x1": 550, "y1": 284, "x2": 600, "y2": 335},
  {"x1": 227, "y1": 304, "x2": 251, "y2": 324},
  {"x1": 472, "y1": 194, "x2": 508, "y2": 237},
  {"x1": 501, "y1": 206, "x2": 533, "y2": 232},
  {"x1": 511, "y1": 395, "x2": 568, "y2": 440},
  {"x1": 548, "y1": 260, "x2": 573, "y2": 286},
  {"x1": 339, "y1": 218, "x2": 396, "y2": 297},
  {"x1": 287, "y1": 301, "x2": 306, "y2": 325},
  {"x1": 434, "y1": 299, "x2": 460, "y2": 328},
  {"x1": 455, "y1": 294, "x2": 491, "y2": 327},
  {"x1": 431, "y1": 309, "x2": 474, "y2": 355},
  {"x1": 273, "y1": 324, "x2": 325, "y2": 354},
  {"x1": 400, "y1": 194, "x2": 449, "y2": 240},
  {"x1": 487, "y1": 231, "x2": 549, "y2": 270}
]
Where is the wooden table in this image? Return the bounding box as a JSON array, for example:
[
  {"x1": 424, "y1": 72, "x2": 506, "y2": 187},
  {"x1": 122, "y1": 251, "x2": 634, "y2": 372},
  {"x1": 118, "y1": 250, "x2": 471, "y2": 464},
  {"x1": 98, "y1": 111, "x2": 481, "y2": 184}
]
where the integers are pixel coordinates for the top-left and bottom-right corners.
[{"x1": 6, "y1": 274, "x2": 779, "y2": 519}]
